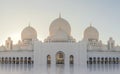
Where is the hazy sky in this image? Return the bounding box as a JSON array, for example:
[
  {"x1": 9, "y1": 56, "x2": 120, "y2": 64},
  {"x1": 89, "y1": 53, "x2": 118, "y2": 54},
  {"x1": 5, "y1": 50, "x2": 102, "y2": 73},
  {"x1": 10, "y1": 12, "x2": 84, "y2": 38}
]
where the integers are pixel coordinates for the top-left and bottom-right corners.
[{"x1": 0, "y1": 0, "x2": 120, "y2": 45}]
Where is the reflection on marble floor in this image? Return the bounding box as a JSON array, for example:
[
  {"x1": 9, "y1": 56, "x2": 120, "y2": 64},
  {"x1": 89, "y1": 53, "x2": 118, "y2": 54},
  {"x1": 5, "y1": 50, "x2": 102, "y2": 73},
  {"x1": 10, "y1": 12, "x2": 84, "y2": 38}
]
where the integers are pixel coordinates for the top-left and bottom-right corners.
[
  {"x1": 0, "y1": 64, "x2": 33, "y2": 72},
  {"x1": 87, "y1": 64, "x2": 120, "y2": 72},
  {"x1": 0, "y1": 64, "x2": 120, "y2": 74}
]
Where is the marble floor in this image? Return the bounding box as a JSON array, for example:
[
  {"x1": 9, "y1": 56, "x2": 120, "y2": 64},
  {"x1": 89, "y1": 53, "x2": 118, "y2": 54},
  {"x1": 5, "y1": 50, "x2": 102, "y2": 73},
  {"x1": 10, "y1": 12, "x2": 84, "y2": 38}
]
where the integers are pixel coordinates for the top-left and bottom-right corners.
[{"x1": 0, "y1": 64, "x2": 120, "y2": 74}]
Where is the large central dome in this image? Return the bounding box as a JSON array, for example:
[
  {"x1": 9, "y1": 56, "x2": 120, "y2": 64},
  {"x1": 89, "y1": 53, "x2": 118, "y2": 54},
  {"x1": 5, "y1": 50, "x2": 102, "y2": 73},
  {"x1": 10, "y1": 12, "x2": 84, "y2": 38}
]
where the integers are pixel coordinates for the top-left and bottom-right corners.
[
  {"x1": 49, "y1": 16, "x2": 71, "y2": 36},
  {"x1": 44, "y1": 15, "x2": 75, "y2": 42}
]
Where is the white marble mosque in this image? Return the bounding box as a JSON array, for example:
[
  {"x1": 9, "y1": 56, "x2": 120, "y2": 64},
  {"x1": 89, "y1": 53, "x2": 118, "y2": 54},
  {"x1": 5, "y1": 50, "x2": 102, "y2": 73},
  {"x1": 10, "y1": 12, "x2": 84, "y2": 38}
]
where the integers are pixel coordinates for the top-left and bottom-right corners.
[{"x1": 0, "y1": 15, "x2": 120, "y2": 67}]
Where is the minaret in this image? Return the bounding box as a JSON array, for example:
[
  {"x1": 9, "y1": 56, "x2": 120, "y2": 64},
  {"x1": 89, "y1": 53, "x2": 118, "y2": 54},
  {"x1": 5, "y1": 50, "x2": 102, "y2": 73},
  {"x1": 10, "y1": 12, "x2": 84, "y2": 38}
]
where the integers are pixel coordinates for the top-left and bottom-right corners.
[
  {"x1": 5, "y1": 37, "x2": 13, "y2": 50},
  {"x1": 107, "y1": 37, "x2": 115, "y2": 50}
]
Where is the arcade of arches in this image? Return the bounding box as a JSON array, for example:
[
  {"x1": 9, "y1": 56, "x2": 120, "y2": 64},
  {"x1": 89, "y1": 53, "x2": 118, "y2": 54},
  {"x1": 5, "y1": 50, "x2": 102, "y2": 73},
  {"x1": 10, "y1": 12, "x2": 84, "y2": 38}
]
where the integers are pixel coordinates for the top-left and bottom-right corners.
[
  {"x1": 0, "y1": 57, "x2": 33, "y2": 64},
  {"x1": 47, "y1": 51, "x2": 74, "y2": 64}
]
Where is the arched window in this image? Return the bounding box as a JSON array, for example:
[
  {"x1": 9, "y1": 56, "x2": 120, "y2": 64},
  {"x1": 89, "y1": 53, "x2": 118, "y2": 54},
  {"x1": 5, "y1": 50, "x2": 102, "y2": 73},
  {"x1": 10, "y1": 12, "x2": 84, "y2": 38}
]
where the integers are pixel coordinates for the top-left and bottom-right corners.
[
  {"x1": 113, "y1": 57, "x2": 115, "y2": 64},
  {"x1": 13, "y1": 57, "x2": 15, "y2": 64},
  {"x1": 2, "y1": 57, "x2": 5, "y2": 63},
  {"x1": 5, "y1": 57, "x2": 8, "y2": 64},
  {"x1": 101, "y1": 57, "x2": 104, "y2": 64},
  {"x1": 2, "y1": 57, "x2": 4, "y2": 64},
  {"x1": 0, "y1": 57, "x2": 1, "y2": 63},
  {"x1": 28, "y1": 57, "x2": 32, "y2": 64},
  {"x1": 24, "y1": 57, "x2": 27, "y2": 64},
  {"x1": 89, "y1": 57, "x2": 92, "y2": 64},
  {"x1": 97, "y1": 57, "x2": 100, "y2": 64},
  {"x1": 93, "y1": 57, "x2": 96, "y2": 64},
  {"x1": 20, "y1": 57, "x2": 23, "y2": 64},
  {"x1": 9, "y1": 57, "x2": 11, "y2": 64},
  {"x1": 47, "y1": 55, "x2": 51, "y2": 64},
  {"x1": 109, "y1": 57, "x2": 112, "y2": 64},
  {"x1": 105, "y1": 57, "x2": 108, "y2": 64},
  {"x1": 70, "y1": 55, "x2": 74, "y2": 64},
  {"x1": 116, "y1": 57, "x2": 119, "y2": 64},
  {"x1": 16, "y1": 57, "x2": 19, "y2": 64}
]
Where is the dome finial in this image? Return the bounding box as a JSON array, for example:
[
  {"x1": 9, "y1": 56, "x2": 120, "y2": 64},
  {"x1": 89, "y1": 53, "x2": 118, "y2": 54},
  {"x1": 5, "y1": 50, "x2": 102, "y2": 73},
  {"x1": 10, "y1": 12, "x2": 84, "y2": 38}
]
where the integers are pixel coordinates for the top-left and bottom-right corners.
[
  {"x1": 90, "y1": 22, "x2": 92, "y2": 27},
  {"x1": 28, "y1": 22, "x2": 31, "y2": 27},
  {"x1": 59, "y1": 13, "x2": 61, "y2": 18}
]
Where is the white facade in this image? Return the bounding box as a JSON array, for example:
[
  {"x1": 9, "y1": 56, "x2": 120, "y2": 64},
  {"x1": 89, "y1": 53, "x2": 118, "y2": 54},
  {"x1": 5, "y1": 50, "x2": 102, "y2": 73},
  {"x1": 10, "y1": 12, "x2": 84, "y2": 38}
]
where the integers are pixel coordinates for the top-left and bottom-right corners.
[
  {"x1": 34, "y1": 41, "x2": 87, "y2": 66},
  {"x1": 0, "y1": 15, "x2": 120, "y2": 66}
]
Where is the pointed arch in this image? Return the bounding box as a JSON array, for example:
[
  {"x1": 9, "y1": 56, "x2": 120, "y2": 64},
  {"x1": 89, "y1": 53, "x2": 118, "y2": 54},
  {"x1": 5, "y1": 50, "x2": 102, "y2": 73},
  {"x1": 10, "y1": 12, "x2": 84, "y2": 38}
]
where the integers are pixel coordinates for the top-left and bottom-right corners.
[
  {"x1": 56, "y1": 51, "x2": 65, "y2": 64},
  {"x1": 70, "y1": 55, "x2": 74, "y2": 64},
  {"x1": 47, "y1": 55, "x2": 51, "y2": 64}
]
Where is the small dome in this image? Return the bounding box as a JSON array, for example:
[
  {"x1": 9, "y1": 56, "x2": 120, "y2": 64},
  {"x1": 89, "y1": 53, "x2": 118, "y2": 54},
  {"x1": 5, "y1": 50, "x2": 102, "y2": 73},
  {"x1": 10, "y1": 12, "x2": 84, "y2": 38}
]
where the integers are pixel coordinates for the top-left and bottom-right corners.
[
  {"x1": 21, "y1": 26, "x2": 37, "y2": 41},
  {"x1": 84, "y1": 25, "x2": 99, "y2": 41},
  {"x1": 49, "y1": 17, "x2": 71, "y2": 36}
]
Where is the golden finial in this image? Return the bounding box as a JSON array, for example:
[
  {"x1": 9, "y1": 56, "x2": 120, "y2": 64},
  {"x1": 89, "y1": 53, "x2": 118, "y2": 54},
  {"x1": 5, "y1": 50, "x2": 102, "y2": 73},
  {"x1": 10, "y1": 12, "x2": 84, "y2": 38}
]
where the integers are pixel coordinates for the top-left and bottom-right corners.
[
  {"x1": 59, "y1": 13, "x2": 61, "y2": 18},
  {"x1": 90, "y1": 22, "x2": 92, "y2": 27},
  {"x1": 28, "y1": 22, "x2": 31, "y2": 27}
]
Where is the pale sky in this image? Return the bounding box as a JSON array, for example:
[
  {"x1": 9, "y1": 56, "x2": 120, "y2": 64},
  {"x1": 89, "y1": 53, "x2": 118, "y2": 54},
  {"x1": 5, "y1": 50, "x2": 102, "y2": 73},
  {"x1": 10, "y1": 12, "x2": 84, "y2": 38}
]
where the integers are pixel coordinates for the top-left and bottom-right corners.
[{"x1": 0, "y1": 0, "x2": 120, "y2": 45}]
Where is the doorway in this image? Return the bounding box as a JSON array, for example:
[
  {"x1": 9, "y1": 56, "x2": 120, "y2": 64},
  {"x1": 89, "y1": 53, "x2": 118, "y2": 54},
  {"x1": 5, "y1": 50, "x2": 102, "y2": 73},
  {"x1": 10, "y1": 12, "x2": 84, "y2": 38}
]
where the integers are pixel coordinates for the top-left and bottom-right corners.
[{"x1": 56, "y1": 51, "x2": 64, "y2": 64}]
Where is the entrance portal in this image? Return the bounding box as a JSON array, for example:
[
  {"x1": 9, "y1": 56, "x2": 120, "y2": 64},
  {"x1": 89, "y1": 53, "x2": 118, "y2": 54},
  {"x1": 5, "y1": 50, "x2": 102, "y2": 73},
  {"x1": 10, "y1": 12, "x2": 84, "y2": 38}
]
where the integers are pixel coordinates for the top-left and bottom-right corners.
[{"x1": 56, "y1": 51, "x2": 64, "y2": 64}]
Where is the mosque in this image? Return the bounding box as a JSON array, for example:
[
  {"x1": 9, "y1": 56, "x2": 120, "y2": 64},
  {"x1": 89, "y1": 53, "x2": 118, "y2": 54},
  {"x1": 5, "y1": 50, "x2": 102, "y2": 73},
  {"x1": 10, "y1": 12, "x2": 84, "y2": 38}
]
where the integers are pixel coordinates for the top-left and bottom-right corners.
[{"x1": 0, "y1": 15, "x2": 120, "y2": 66}]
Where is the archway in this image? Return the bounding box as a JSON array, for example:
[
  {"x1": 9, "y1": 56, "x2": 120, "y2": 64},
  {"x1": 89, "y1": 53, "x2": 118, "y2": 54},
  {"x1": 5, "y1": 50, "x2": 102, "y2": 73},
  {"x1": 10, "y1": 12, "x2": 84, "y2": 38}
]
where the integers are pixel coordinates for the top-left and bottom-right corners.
[
  {"x1": 16, "y1": 57, "x2": 19, "y2": 64},
  {"x1": 47, "y1": 55, "x2": 51, "y2": 64},
  {"x1": 13, "y1": 57, "x2": 15, "y2": 64},
  {"x1": 9, "y1": 57, "x2": 11, "y2": 64},
  {"x1": 20, "y1": 57, "x2": 23, "y2": 64},
  {"x1": 5, "y1": 57, "x2": 8, "y2": 64},
  {"x1": 24, "y1": 57, "x2": 27, "y2": 64},
  {"x1": 56, "y1": 51, "x2": 64, "y2": 64},
  {"x1": 70, "y1": 55, "x2": 74, "y2": 64},
  {"x1": 2, "y1": 57, "x2": 4, "y2": 64},
  {"x1": 28, "y1": 57, "x2": 32, "y2": 64}
]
